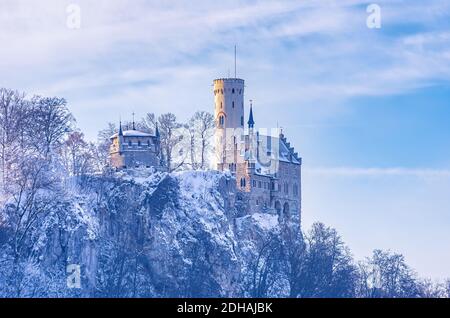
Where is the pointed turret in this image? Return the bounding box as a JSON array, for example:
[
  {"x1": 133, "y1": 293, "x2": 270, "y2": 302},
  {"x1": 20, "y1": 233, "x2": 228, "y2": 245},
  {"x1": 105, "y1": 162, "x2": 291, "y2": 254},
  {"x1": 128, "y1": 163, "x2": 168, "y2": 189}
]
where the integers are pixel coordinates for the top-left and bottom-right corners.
[
  {"x1": 117, "y1": 120, "x2": 124, "y2": 154},
  {"x1": 119, "y1": 120, "x2": 123, "y2": 136},
  {"x1": 248, "y1": 101, "x2": 255, "y2": 129}
]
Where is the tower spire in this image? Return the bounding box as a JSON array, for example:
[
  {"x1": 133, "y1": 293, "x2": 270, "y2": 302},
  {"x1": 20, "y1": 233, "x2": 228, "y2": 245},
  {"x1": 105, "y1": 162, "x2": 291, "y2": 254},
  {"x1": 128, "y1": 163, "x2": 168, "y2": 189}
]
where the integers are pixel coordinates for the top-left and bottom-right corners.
[
  {"x1": 119, "y1": 119, "x2": 123, "y2": 136},
  {"x1": 132, "y1": 112, "x2": 136, "y2": 130},
  {"x1": 248, "y1": 99, "x2": 255, "y2": 128}
]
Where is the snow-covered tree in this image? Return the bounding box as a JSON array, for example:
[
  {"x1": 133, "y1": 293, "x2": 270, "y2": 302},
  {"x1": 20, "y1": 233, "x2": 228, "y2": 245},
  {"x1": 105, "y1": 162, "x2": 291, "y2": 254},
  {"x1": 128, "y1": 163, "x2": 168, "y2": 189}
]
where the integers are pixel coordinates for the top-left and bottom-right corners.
[
  {"x1": 186, "y1": 111, "x2": 214, "y2": 170},
  {"x1": 158, "y1": 113, "x2": 186, "y2": 172}
]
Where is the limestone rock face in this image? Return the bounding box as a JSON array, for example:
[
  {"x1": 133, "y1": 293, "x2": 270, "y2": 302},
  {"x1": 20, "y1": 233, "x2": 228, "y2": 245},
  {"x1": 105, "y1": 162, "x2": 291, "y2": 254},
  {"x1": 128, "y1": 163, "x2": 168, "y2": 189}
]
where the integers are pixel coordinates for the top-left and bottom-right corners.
[{"x1": 0, "y1": 169, "x2": 296, "y2": 297}]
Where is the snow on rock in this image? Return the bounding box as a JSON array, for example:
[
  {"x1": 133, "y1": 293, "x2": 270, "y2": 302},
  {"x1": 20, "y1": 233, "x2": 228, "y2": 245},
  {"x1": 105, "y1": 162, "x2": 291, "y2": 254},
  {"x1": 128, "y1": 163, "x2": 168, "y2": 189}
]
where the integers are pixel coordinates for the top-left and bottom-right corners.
[
  {"x1": 251, "y1": 213, "x2": 279, "y2": 231},
  {"x1": 0, "y1": 169, "x2": 294, "y2": 297}
]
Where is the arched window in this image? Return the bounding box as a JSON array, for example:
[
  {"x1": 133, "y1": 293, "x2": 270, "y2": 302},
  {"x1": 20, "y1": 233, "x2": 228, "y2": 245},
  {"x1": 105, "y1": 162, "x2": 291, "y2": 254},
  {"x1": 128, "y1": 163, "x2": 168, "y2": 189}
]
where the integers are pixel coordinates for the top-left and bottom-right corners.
[
  {"x1": 240, "y1": 178, "x2": 246, "y2": 188},
  {"x1": 232, "y1": 88, "x2": 235, "y2": 93},
  {"x1": 232, "y1": 101, "x2": 235, "y2": 108},
  {"x1": 219, "y1": 115, "x2": 224, "y2": 127},
  {"x1": 283, "y1": 203, "x2": 290, "y2": 218},
  {"x1": 275, "y1": 201, "x2": 281, "y2": 215},
  {"x1": 220, "y1": 102, "x2": 223, "y2": 109}
]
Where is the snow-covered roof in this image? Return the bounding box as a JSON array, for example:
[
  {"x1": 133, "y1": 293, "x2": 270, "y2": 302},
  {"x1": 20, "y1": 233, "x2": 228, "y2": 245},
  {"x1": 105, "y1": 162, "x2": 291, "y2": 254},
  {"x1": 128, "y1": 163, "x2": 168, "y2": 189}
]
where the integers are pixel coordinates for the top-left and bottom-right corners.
[
  {"x1": 245, "y1": 134, "x2": 301, "y2": 165},
  {"x1": 110, "y1": 129, "x2": 155, "y2": 139},
  {"x1": 241, "y1": 133, "x2": 301, "y2": 177},
  {"x1": 278, "y1": 137, "x2": 301, "y2": 164}
]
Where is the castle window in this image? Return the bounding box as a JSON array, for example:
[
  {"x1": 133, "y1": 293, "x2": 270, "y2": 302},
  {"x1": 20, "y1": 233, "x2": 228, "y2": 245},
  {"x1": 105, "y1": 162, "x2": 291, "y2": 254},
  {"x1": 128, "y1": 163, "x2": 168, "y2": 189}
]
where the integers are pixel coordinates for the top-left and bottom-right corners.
[
  {"x1": 148, "y1": 140, "x2": 151, "y2": 147},
  {"x1": 284, "y1": 182, "x2": 289, "y2": 194},
  {"x1": 138, "y1": 141, "x2": 141, "y2": 147},
  {"x1": 253, "y1": 180, "x2": 257, "y2": 187},
  {"x1": 232, "y1": 101, "x2": 235, "y2": 108},
  {"x1": 128, "y1": 141, "x2": 132, "y2": 146},
  {"x1": 232, "y1": 88, "x2": 235, "y2": 93},
  {"x1": 293, "y1": 184, "x2": 298, "y2": 196},
  {"x1": 239, "y1": 89, "x2": 242, "y2": 94},
  {"x1": 221, "y1": 89, "x2": 223, "y2": 94},
  {"x1": 258, "y1": 181, "x2": 262, "y2": 188},
  {"x1": 241, "y1": 116, "x2": 244, "y2": 126},
  {"x1": 220, "y1": 102, "x2": 223, "y2": 109},
  {"x1": 240, "y1": 178, "x2": 246, "y2": 188},
  {"x1": 219, "y1": 115, "x2": 225, "y2": 127}
]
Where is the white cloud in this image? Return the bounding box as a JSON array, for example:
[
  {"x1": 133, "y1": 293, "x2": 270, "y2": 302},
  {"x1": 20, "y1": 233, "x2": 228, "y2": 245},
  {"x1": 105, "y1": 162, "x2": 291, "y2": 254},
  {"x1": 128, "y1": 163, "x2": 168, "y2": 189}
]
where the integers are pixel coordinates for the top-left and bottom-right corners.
[
  {"x1": 304, "y1": 166, "x2": 450, "y2": 178},
  {"x1": 0, "y1": 0, "x2": 449, "y2": 138}
]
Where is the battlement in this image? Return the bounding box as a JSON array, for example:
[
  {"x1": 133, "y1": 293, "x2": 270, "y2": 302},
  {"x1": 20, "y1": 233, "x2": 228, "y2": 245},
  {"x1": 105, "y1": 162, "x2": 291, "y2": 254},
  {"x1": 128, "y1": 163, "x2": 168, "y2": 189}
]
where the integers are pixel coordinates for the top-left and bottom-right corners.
[{"x1": 213, "y1": 78, "x2": 245, "y2": 84}]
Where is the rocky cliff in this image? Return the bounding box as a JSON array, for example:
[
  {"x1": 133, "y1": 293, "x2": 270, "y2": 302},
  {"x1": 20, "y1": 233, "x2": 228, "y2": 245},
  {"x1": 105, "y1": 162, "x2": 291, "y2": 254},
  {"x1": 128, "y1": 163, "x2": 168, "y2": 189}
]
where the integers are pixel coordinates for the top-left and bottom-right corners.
[{"x1": 0, "y1": 169, "x2": 300, "y2": 297}]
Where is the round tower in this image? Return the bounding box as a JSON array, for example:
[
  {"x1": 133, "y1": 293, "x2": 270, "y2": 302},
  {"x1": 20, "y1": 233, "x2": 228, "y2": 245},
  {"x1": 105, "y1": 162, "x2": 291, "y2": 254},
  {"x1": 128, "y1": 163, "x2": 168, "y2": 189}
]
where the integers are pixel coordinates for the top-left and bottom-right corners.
[{"x1": 213, "y1": 78, "x2": 245, "y2": 170}]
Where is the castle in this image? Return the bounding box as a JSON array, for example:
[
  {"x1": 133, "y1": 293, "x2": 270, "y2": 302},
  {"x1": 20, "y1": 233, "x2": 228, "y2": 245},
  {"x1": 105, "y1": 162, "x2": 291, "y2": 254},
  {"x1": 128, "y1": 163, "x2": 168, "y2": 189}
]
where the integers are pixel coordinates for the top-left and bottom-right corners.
[
  {"x1": 109, "y1": 121, "x2": 162, "y2": 169},
  {"x1": 213, "y1": 78, "x2": 301, "y2": 222},
  {"x1": 109, "y1": 76, "x2": 302, "y2": 222}
]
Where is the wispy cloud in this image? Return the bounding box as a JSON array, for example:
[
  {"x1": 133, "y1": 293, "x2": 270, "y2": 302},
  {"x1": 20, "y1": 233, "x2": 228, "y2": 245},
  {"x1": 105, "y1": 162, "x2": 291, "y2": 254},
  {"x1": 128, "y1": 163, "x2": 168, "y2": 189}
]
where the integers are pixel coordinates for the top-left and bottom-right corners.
[
  {"x1": 305, "y1": 167, "x2": 450, "y2": 178},
  {"x1": 0, "y1": 0, "x2": 449, "y2": 138}
]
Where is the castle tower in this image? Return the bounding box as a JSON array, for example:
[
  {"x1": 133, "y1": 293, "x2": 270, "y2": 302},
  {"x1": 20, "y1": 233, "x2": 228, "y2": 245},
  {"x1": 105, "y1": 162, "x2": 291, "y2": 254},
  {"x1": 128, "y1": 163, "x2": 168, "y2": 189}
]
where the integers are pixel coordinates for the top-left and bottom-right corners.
[{"x1": 213, "y1": 78, "x2": 245, "y2": 171}]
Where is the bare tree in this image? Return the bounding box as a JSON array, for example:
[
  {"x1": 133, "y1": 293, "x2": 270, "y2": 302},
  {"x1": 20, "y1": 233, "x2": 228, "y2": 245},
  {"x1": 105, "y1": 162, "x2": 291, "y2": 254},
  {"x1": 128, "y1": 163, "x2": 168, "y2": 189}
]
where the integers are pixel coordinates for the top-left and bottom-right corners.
[
  {"x1": 0, "y1": 89, "x2": 73, "y2": 266},
  {"x1": 357, "y1": 249, "x2": 420, "y2": 298},
  {"x1": 60, "y1": 131, "x2": 94, "y2": 178},
  {"x1": 0, "y1": 89, "x2": 28, "y2": 193},
  {"x1": 289, "y1": 223, "x2": 357, "y2": 298},
  {"x1": 29, "y1": 96, "x2": 74, "y2": 157},
  {"x1": 96, "y1": 122, "x2": 117, "y2": 172},
  {"x1": 158, "y1": 113, "x2": 186, "y2": 172},
  {"x1": 140, "y1": 112, "x2": 156, "y2": 134},
  {"x1": 187, "y1": 111, "x2": 214, "y2": 170},
  {"x1": 245, "y1": 233, "x2": 285, "y2": 297}
]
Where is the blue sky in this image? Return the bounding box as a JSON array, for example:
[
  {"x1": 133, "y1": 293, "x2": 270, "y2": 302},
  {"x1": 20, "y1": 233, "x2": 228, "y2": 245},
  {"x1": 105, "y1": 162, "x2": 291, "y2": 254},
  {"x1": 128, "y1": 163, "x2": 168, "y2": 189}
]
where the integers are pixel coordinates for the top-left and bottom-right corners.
[{"x1": 1, "y1": 0, "x2": 450, "y2": 279}]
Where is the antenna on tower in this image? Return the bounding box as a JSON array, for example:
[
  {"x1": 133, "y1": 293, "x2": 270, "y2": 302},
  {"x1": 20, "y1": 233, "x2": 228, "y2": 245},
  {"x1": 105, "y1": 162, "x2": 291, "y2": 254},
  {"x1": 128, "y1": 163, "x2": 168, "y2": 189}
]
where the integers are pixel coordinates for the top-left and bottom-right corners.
[{"x1": 234, "y1": 45, "x2": 237, "y2": 78}]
